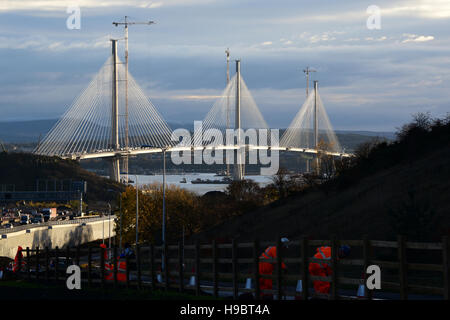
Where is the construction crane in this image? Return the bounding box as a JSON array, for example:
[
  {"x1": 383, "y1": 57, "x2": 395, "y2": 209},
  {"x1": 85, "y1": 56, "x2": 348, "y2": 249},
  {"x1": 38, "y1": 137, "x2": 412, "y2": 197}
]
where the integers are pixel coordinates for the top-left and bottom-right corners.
[
  {"x1": 225, "y1": 48, "x2": 230, "y2": 176},
  {"x1": 303, "y1": 66, "x2": 316, "y2": 98},
  {"x1": 113, "y1": 16, "x2": 155, "y2": 183}
]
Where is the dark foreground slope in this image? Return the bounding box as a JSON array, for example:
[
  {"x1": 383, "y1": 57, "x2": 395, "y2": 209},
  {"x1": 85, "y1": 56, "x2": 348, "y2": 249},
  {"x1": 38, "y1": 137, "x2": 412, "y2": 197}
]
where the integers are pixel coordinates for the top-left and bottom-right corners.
[
  {"x1": 195, "y1": 115, "x2": 450, "y2": 242},
  {"x1": 0, "y1": 152, "x2": 124, "y2": 204}
]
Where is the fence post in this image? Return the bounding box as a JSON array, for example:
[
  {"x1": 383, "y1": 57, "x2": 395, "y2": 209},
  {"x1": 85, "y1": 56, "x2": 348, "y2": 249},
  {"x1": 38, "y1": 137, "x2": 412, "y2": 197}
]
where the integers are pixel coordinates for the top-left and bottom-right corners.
[
  {"x1": 301, "y1": 237, "x2": 309, "y2": 300},
  {"x1": 213, "y1": 240, "x2": 218, "y2": 298},
  {"x1": 55, "y1": 246, "x2": 59, "y2": 282},
  {"x1": 331, "y1": 236, "x2": 339, "y2": 300},
  {"x1": 36, "y1": 246, "x2": 40, "y2": 281},
  {"x1": 253, "y1": 239, "x2": 260, "y2": 299},
  {"x1": 232, "y1": 239, "x2": 238, "y2": 299},
  {"x1": 363, "y1": 236, "x2": 373, "y2": 300},
  {"x1": 126, "y1": 255, "x2": 130, "y2": 289},
  {"x1": 442, "y1": 236, "x2": 449, "y2": 300},
  {"x1": 26, "y1": 247, "x2": 31, "y2": 281},
  {"x1": 88, "y1": 245, "x2": 92, "y2": 288},
  {"x1": 164, "y1": 242, "x2": 169, "y2": 291},
  {"x1": 398, "y1": 235, "x2": 408, "y2": 300},
  {"x1": 113, "y1": 245, "x2": 118, "y2": 288},
  {"x1": 66, "y1": 246, "x2": 70, "y2": 270},
  {"x1": 179, "y1": 241, "x2": 184, "y2": 293},
  {"x1": 137, "y1": 244, "x2": 142, "y2": 290},
  {"x1": 16, "y1": 248, "x2": 22, "y2": 277},
  {"x1": 150, "y1": 244, "x2": 155, "y2": 291},
  {"x1": 100, "y1": 246, "x2": 105, "y2": 288},
  {"x1": 195, "y1": 240, "x2": 201, "y2": 296},
  {"x1": 276, "y1": 237, "x2": 282, "y2": 300},
  {"x1": 45, "y1": 247, "x2": 49, "y2": 283},
  {"x1": 76, "y1": 245, "x2": 80, "y2": 266}
]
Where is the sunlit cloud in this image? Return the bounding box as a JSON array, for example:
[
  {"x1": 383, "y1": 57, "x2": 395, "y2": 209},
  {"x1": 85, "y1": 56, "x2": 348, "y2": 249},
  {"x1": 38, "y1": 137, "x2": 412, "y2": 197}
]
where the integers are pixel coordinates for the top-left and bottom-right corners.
[
  {"x1": 402, "y1": 34, "x2": 435, "y2": 43},
  {"x1": 0, "y1": 0, "x2": 216, "y2": 12}
]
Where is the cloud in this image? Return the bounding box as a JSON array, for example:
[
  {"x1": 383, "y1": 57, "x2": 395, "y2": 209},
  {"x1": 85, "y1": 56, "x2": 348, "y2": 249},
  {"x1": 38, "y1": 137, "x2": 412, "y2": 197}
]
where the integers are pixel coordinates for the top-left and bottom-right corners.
[
  {"x1": 0, "y1": 0, "x2": 216, "y2": 13},
  {"x1": 261, "y1": 41, "x2": 273, "y2": 46},
  {"x1": 402, "y1": 34, "x2": 435, "y2": 43},
  {"x1": 0, "y1": 35, "x2": 110, "y2": 51},
  {"x1": 382, "y1": 0, "x2": 450, "y2": 19}
]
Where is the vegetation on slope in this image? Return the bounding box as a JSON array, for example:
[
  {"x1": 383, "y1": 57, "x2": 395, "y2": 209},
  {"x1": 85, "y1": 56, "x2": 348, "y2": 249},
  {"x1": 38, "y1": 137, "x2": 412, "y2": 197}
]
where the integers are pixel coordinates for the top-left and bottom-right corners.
[
  {"x1": 0, "y1": 153, "x2": 124, "y2": 204},
  {"x1": 191, "y1": 113, "x2": 450, "y2": 242}
]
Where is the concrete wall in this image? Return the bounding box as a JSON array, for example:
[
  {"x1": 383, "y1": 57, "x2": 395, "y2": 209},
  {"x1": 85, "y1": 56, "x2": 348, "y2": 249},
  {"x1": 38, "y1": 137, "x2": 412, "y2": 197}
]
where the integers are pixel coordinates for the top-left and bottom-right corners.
[{"x1": 0, "y1": 218, "x2": 115, "y2": 259}]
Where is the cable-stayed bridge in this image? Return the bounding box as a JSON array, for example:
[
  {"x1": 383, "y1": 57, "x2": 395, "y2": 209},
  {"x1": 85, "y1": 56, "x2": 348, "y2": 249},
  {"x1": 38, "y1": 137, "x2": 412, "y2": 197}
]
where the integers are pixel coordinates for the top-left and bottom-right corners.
[{"x1": 34, "y1": 41, "x2": 353, "y2": 182}]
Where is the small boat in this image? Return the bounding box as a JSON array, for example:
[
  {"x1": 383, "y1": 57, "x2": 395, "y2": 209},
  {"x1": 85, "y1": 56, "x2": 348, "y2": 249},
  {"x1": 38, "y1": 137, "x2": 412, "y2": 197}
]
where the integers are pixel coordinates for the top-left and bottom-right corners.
[
  {"x1": 191, "y1": 177, "x2": 232, "y2": 184},
  {"x1": 180, "y1": 177, "x2": 187, "y2": 183},
  {"x1": 214, "y1": 170, "x2": 229, "y2": 177}
]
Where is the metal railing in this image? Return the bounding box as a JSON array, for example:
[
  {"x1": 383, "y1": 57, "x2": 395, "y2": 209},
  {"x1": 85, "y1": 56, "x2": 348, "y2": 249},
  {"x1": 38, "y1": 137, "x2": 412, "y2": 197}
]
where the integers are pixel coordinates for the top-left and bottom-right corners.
[
  {"x1": 0, "y1": 215, "x2": 116, "y2": 235},
  {"x1": 11, "y1": 235, "x2": 450, "y2": 300}
]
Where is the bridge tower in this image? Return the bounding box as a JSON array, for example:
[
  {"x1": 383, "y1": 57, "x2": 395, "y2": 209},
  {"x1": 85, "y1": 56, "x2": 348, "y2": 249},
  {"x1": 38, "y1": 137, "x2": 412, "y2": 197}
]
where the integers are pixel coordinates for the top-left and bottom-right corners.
[
  {"x1": 110, "y1": 39, "x2": 121, "y2": 182},
  {"x1": 313, "y1": 80, "x2": 320, "y2": 174},
  {"x1": 234, "y1": 60, "x2": 245, "y2": 181}
]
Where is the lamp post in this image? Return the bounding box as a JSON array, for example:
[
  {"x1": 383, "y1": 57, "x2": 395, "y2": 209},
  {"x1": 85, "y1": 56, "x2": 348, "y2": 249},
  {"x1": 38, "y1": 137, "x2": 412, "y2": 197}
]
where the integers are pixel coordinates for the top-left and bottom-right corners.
[
  {"x1": 102, "y1": 212, "x2": 105, "y2": 245},
  {"x1": 162, "y1": 148, "x2": 167, "y2": 248},
  {"x1": 107, "y1": 188, "x2": 122, "y2": 250},
  {"x1": 119, "y1": 195, "x2": 122, "y2": 251},
  {"x1": 141, "y1": 145, "x2": 167, "y2": 270},
  {"x1": 141, "y1": 145, "x2": 167, "y2": 246},
  {"x1": 135, "y1": 174, "x2": 139, "y2": 245},
  {"x1": 107, "y1": 203, "x2": 111, "y2": 250}
]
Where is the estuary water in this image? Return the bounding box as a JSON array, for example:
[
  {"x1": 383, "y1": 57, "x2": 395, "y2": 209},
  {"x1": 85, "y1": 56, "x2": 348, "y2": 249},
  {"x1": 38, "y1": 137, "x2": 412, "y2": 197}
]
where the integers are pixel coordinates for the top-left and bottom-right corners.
[{"x1": 130, "y1": 173, "x2": 274, "y2": 195}]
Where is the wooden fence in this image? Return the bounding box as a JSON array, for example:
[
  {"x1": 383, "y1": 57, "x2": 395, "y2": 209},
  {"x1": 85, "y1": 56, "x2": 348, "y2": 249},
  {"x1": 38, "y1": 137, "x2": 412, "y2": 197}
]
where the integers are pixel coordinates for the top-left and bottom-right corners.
[{"x1": 11, "y1": 236, "x2": 450, "y2": 300}]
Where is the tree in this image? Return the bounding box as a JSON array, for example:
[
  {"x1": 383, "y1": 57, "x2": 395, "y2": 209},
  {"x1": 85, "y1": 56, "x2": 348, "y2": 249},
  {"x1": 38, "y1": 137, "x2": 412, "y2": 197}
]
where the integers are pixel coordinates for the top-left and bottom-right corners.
[
  {"x1": 316, "y1": 139, "x2": 336, "y2": 179},
  {"x1": 118, "y1": 184, "x2": 201, "y2": 245},
  {"x1": 225, "y1": 179, "x2": 263, "y2": 213},
  {"x1": 270, "y1": 168, "x2": 290, "y2": 199}
]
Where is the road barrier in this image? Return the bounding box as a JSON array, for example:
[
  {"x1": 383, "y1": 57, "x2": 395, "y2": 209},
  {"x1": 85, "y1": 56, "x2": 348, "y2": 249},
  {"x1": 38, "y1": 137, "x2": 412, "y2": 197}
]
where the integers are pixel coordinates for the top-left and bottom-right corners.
[
  {"x1": 0, "y1": 216, "x2": 115, "y2": 235},
  {"x1": 7, "y1": 235, "x2": 450, "y2": 300}
]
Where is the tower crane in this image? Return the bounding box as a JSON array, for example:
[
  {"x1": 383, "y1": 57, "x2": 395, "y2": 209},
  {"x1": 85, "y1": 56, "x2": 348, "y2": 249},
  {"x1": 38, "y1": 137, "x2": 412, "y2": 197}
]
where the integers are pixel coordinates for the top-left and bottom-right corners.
[{"x1": 303, "y1": 66, "x2": 316, "y2": 97}]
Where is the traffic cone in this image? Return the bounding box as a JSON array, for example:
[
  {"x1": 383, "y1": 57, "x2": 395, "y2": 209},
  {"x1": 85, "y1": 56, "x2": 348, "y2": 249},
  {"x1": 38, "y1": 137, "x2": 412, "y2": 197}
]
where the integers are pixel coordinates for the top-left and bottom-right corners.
[
  {"x1": 189, "y1": 266, "x2": 196, "y2": 286},
  {"x1": 245, "y1": 278, "x2": 252, "y2": 290},
  {"x1": 357, "y1": 283, "x2": 366, "y2": 299},
  {"x1": 295, "y1": 280, "x2": 303, "y2": 300},
  {"x1": 157, "y1": 267, "x2": 163, "y2": 283},
  {"x1": 189, "y1": 275, "x2": 196, "y2": 286}
]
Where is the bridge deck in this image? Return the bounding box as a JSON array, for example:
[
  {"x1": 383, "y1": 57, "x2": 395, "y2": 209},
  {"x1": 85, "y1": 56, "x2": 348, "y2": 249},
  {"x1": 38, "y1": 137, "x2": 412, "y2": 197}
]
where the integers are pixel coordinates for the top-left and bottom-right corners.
[{"x1": 61, "y1": 145, "x2": 354, "y2": 160}]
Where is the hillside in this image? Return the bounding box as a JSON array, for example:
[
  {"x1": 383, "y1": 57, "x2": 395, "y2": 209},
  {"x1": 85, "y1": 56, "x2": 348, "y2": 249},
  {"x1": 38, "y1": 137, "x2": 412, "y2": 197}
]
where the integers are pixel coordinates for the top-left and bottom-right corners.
[
  {"x1": 0, "y1": 152, "x2": 124, "y2": 204},
  {"x1": 0, "y1": 119, "x2": 57, "y2": 143},
  {"x1": 193, "y1": 114, "x2": 450, "y2": 242}
]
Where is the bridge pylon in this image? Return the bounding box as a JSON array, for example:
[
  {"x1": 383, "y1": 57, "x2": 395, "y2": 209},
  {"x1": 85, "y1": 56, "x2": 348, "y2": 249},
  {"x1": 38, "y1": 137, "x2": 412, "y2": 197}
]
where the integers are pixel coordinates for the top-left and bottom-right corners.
[
  {"x1": 110, "y1": 39, "x2": 121, "y2": 182},
  {"x1": 233, "y1": 60, "x2": 244, "y2": 181}
]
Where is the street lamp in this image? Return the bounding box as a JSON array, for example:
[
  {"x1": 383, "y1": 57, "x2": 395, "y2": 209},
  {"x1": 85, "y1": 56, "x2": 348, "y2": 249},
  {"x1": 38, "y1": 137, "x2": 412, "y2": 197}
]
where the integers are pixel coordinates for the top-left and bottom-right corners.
[
  {"x1": 102, "y1": 212, "x2": 105, "y2": 245},
  {"x1": 107, "y1": 188, "x2": 122, "y2": 251},
  {"x1": 141, "y1": 145, "x2": 168, "y2": 270},
  {"x1": 119, "y1": 195, "x2": 122, "y2": 250},
  {"x1": 141, "y1": 145, "x2": 167, "y2": 247},
  {"x1": 135, "y1": 174, "x2": 139, "y2": 245},
  {"x1": 162, "y1": 147, "x2": 167, "y2": 248},
  {"x1": 107, "y1": 203, "x2": 111, "y2": 250}
]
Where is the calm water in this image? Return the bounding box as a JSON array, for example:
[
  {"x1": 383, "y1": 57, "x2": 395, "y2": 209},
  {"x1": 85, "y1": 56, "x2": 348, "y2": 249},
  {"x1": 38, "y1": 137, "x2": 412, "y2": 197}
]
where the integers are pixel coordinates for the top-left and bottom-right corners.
[{"x1": 129, "y1": 173, "x2": 274, "y2": 195}]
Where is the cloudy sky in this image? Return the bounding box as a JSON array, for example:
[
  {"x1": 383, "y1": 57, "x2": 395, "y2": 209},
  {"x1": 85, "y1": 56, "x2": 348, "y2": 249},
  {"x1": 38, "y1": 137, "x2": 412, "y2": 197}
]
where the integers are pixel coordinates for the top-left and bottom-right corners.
[{"x1": 1, "y1": 0, "x2": 449, "y2": 131}]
